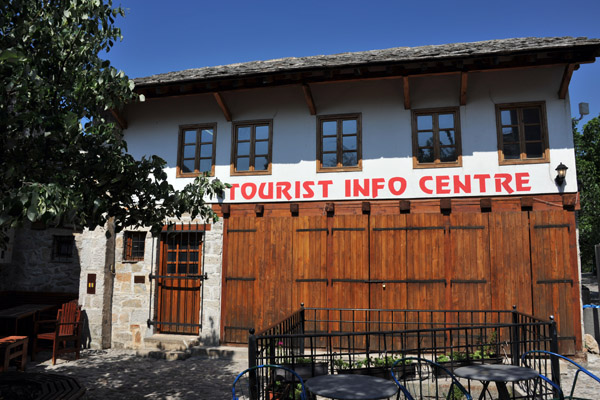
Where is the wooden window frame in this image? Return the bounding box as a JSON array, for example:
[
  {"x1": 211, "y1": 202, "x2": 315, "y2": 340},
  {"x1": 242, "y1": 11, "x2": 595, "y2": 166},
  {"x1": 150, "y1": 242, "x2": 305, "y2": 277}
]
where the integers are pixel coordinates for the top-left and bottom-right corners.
[
  {"x1": 495, "y1": 101, "x2": 550, "y2": 165},
  {"x1": 176, "y1": 123, "x2": 217, "y2": 178},
  {"x1": 230, "y1": 120, "x2": 273, "y2": 176},
  {"x1": 51, "y1": 235, "x2": 74, "y2": 262},
  {"x1": 411, "y1": 107, "x2": 462, "y2": 169},
  {"x1": 123, "y1": 231, "x2": 146, "y2": 262},
  {"x1": 316, "y1": 113, "x2": 362, "y2": 172}
]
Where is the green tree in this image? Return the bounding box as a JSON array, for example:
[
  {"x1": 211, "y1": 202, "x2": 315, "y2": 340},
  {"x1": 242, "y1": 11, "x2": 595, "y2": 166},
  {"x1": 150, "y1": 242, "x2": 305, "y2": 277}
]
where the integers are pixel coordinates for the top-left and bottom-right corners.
[
  {"x1": 0, "y1": 0, "x2": 228, "y2": 245},
  {"x1": 574, "y1": 116, "x2": 600, "y2": 271}
]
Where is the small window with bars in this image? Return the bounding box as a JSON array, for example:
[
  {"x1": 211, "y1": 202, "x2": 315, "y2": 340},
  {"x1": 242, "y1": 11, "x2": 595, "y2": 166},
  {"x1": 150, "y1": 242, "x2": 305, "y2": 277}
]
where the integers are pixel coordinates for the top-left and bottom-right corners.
[
  {"x1": 165, "y1": 232, "x2": 202, "y2": 275},
  {"x1": 52, "y1": 235, "x2": 74, "y2": 262},
  {"x1": 124, "y1": 231, "x2": 146, "y2": 262}
]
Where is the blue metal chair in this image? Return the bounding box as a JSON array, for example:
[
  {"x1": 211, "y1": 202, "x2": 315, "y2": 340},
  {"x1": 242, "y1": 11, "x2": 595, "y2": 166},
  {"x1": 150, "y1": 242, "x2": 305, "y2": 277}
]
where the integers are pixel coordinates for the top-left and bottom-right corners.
[
  {"x1": 390, "y1": 357, "x2": 472, "y2": 400},
  {"x1": 521, "y1": 350, "x2": 600, "y2": 400},
  {"x1": 232, "y1": 364, "x2": 308, "y2": 400}
]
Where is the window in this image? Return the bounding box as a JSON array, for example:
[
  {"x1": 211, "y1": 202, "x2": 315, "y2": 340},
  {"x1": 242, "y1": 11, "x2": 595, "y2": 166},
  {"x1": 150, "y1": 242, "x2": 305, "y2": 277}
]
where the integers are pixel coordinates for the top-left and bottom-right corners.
[
  {"x1": 412, "y1": 108, "x2": 461, "y2": 167},
  {"x1": 317, "y1": 113, "x2": 362, "y2": 172},
  {"x1": 177, "y1": 124, "x2": 217, "y2": 177},
  {"x1": 495, "y1": 102, "x2": 549, "y2": 164},
  {"x1": 164, "y1": 232, "x2": 202, "y2": 275},
  {"x1": 124, "y1": 231, "x2": 146, "y2": 261},
  {"x1": 231, "y1": 120, "x2": 273, "y2": 175},
  {"x1": 52, "y1": 235, "x2": 74, "y2": 262}
]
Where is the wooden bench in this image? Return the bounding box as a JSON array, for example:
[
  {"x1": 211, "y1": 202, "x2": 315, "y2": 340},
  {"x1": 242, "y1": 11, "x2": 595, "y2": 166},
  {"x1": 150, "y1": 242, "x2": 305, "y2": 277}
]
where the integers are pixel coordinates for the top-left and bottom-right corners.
[{"x1": 0, "y1": 336, "x2": 28, "y2": 372}]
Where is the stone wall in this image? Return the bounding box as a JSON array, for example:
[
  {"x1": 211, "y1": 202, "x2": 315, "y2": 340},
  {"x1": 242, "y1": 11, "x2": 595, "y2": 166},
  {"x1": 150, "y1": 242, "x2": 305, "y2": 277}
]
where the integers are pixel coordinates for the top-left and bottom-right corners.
[{"x1": 0, "y1": 226, "x2": 80, "y2": 293}]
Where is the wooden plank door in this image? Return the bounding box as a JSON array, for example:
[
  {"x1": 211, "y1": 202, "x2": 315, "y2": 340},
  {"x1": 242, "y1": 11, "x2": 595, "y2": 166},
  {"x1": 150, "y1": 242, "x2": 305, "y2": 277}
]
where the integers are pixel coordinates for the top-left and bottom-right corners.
[
  {"x1": 222, "y1": 216, "x2": 260, "y2": 343},
  {"x1": 329, "y1": 214, "x2": 370, "y2": 333},
  {"x1": 256, "y1": 216, "x2": 294, "y2": 331},
  {"x1": 449, "y1": 213, "x2": 492, "y2": 321},
  {"x1": 489, "y1": 212, "x2": 533, "y2": 314},
  {"x1": 530, "y1": 210, "x2": 579, "y2": 354},
  {"x1": 157, "y1": 231, "x2": 203, "y2": 334},
  {"x1": 293, "y1": 215, "x2": 328, "y2": 334},
  {"x1": 370, "y1": 214, "x2": 408, "y2": 332}
]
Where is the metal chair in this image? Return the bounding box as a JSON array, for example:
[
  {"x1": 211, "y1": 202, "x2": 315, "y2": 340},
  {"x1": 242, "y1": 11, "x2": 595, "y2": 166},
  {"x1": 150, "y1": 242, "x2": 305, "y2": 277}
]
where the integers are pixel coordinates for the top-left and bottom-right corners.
[
  {"x1": 521, "y1": 350, "x2": 600, "y2": 400},
  {"x1": 390, "y1": 357, "x2": 472, "y2": 400},
  {"x1": 232, "y1": 364, "x2": 308, "y2": 400}
]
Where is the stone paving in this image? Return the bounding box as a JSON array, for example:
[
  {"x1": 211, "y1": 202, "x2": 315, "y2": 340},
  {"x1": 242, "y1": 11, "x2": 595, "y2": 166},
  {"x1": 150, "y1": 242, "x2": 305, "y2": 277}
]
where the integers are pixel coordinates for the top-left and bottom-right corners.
[{"x1": 24, "y1": 348, "x2": 600, "y2": 399}]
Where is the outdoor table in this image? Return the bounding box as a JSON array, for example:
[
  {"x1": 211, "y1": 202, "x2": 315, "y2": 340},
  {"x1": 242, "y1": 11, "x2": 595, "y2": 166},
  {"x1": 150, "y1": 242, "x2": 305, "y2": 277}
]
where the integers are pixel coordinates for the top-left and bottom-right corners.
[
  {"x1": 305, "y1": 374, "x2": 399, "y2": 400},
  {"x1": 454, "y1": 364, "x2": 539, "y2": 400},
  {"x1": 0, "y1": 304, "x2": 54, "y2": 335}
]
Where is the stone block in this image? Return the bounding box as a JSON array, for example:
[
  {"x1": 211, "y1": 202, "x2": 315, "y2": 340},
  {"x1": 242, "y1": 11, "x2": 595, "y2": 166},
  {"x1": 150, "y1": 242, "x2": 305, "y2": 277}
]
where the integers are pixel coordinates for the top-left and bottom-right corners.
[{"x1": 122, "y1": 299, "x2": 142, "y2": 308}]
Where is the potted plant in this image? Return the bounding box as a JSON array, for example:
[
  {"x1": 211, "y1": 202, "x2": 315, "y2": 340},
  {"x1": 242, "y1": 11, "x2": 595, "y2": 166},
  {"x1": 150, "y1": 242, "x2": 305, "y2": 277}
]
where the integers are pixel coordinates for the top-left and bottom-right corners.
[
  {"x1": 335, "y1": 355, "x2": 413, "y2": 380},
  {"x1": 280, "y1": 357, "x2": 328, "y2": 380},
  {"x1": 267, "y1": 379, "x2": 303, "y2": 400}
]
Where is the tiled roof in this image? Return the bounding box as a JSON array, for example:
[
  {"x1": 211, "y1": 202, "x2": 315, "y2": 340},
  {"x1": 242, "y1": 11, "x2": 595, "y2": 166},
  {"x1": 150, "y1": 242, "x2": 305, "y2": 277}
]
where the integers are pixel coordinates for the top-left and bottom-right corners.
[{"x1": 134, "y1": 36, "x2": 600, "y2": 87}]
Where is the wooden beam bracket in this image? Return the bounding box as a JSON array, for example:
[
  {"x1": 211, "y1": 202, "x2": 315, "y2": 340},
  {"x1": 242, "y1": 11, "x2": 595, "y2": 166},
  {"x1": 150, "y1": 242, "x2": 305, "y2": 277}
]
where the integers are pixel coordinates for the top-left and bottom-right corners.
[
  {"x1": 399, "y1": 200, "x2": 411, "y2": 214},
  {"x1": 254, "y1": 204, "x2": 264, "y2": 216},
  {"x1": 440, "y1": 198, "x2": 452, "y2": 215},
  {"x1": 558, "y1": 64, "x2": 577, "y2": 100},
  {"x1": 110, "y1": 109, "x2": 128, "y2": 130},
  {"x1": 480, "y1": 198, "x2": 492, "y2": 212},
  {"x1": 302, "y1": 84, "x2": 317, "y2": 115},
  {"x1": 361, "y1": 202, "x2": 371, "y2": 214},
  {"x1": 403, "y1": 76, "x2": 411, "y2": 110},
  {"x1": 460, "y1": 72, "x2": 468, "y2": 106},
  {"x1": 213, "y1": 92, "x2": 232, "y2": 121},
  {"x1": 290, "y1": 203, "x2": 299, "y2": 216}
]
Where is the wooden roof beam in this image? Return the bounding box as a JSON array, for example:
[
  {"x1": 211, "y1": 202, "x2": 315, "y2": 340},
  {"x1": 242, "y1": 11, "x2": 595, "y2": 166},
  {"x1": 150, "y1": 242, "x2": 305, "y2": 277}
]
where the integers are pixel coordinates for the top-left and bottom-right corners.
[
  {"x1": 460, "y1": 72, "x2": 468, "y2": 106},
  {"x1": 558, "y1": 63, "x2": 578, "y2": 99},
  {"x1": 213, "y1": 92, "x2": 232, "y2": 122},
  {"x1": 302, "y1": 84, "x2": 317, "y2": 115},
  {"x1": 110, "y1": 109, "x2": 128, "y2": 130},
  {"x1": 403, "y1": 76, "x2": 411, "y2": 110}
]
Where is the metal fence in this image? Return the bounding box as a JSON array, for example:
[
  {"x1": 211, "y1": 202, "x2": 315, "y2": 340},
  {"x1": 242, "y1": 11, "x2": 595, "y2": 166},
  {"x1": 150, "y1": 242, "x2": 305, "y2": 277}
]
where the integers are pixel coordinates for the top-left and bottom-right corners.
[{"x1": 248, "y1": 306, "x2": 560, "y2": 399}]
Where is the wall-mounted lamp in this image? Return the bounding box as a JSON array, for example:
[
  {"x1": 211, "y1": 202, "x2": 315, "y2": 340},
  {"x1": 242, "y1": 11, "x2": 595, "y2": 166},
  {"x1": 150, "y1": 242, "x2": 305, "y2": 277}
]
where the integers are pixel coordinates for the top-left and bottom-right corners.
[
  {"x1": 555, "y1": 163, "x2": 568, "y2": 185},
  {"x1": 575, "y1": 102, "x2": 590, "y2": 123}
]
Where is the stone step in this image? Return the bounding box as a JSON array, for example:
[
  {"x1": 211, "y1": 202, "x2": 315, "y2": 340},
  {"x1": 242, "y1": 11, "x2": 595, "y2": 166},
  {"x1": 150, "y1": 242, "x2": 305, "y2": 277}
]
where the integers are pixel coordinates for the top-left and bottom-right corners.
[
  {"x1": 142, "y1": 334, "x2": 200, "y2": 351},
  {"x1": 190, "y1": 345, "x2": 248, "y2": 362}
]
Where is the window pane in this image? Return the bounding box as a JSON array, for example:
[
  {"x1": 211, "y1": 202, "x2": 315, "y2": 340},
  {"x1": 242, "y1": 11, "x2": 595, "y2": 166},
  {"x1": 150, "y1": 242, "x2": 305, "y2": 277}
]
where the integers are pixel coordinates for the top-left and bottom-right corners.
[
  {"x1": 323, "y1": 136, "x2": 337, "y2": 152},
  {"x1": 503, "y1": 143, "x2": 520, "y2": 159},
  {"x1": 501, "y1": 110, "x2": 518, "y2": 126},
  {"x1": 255, "y1": 141, "x2": 269, "y2": 155},
  {"x1": 440, "y1": 146, "x2": 457, "y2": 162},
  {"x1": 189, "y1": 252, "x2": 199, "y2": 262},
  {"x1": 237, "y1": 142, "x2": 250, "y2": 156},
  {"x1": 200, "y1": 144, "x2": 212, "y2": 158},
  {"x1": 184, "y1": 130, "x2": 196, "y2": 143},
  {"x1": 237, "y1": 126, "x2": 251, "y2": 141},
  {"x1": 418, "y1": 131, "x2": 434, "y2": 147},
  {"x1": 525, "y1": 142, "x2": 543, "y2": 158},
  {"x1": 502, "y1": 127, "x2": 519, "y2": 142},
  {"x1": 236, "y1": 157, "x2": 250, "y2": 171},
  {"x1": 183, "y1": 145, "x2": 195, "y2": 158},
  {"x1": 255, "y1": 125, "x2": 270, "y2": 140},
  {"x1": 178, "y1": 263, "x2": 188, "y2": 274},
  {"x1": 417, "y1": 115, "x2": 433, "y2": 130},
  {"x1": 322, "y1": 153, "x2": 337, "y2": 167},
  {"x1": 524, "y1": 125, "x2": 542, "y2": 141},
  {"x1": 201, "y1": 129, "x2": 213, "y2": 142},
  {"x1": 199, "y1": 159, "x2": 212, "y2": 173},
  {"x1": 167, "y1": 263, "x2": 176, "y2": 274},
  {"x1": 342, "y1": 151, "x2": 357, "y2": 166},
  {"x1": 167, "y1": 252, "x2": 176, "y2": 262},
  {"x1": 255, "y1": 156, "x2": 269, "y2": 171},
  {"x1": 188, "y1": 263, "x2": 198, "y2": 275},
  {"x1": 342, "y1": 135, "x2": 357, "y2": 151},
  {"x1": 179, "y1": 253, "x2": 187, "y2": 262},
  {"x1": 342, "y1": 119, "x2": 357, "y2": 134},
  {"x1": 322, "y1": 121, "x2": 336, "y2": 136},
  {"x1": 439, "y1": 130, "x2": 455, "y2": 146},
  {"x1": 418, "y1": 148, "x2": 434, "y2": 163},
  {"x1": 438, "y1": 114, "x2": 454, "y2": 130},
  {"x1": 182, "y1": 159, "x2": 194, "y2": 173},
  {"x1": 522, "y1": 108, "x2": 541, "y2": 124}
]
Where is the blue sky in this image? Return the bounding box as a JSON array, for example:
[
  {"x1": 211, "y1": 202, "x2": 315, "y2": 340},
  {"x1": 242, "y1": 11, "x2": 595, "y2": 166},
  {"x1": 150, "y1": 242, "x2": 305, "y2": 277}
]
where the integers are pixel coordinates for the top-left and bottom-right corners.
[{"x1": 107, "y1": 0, "x2": 600, "y2": 126}]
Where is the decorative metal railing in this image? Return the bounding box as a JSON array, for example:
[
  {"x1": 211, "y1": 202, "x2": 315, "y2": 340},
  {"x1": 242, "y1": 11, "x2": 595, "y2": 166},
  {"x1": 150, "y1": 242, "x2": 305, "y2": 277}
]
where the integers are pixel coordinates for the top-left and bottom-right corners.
[{"x1": 248, "y1": 306, "x2": 560, "y2": 399}]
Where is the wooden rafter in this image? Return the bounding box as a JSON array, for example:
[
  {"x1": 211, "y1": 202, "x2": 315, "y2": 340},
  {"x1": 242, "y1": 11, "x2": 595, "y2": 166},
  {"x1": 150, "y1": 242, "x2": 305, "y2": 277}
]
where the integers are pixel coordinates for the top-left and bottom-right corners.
[
  {"x1": 302, "y1": 84, "x2": 317, "y2": 115},
  {"x1": 460, "y1": 72, "x2": 468, "y2": 105},
  {"x1": 110, "y1": 109, "x2": 128, "y2": 130},
  {"x1": 403, "y1": 76, "x2": 411, "y2": 110},
  {"x1": 213, "y1": 92, "x2": 232, "y2": 121},
  {"x1": 558, "y1": 64, "x2": 577, "y2": 99}
]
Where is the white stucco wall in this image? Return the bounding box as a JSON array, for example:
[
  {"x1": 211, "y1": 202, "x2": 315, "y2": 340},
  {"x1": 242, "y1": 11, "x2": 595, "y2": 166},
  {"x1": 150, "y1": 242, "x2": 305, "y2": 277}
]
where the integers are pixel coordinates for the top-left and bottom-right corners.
[{"x1": 124, "y1": 66, "x2": 576, "y2": 203}]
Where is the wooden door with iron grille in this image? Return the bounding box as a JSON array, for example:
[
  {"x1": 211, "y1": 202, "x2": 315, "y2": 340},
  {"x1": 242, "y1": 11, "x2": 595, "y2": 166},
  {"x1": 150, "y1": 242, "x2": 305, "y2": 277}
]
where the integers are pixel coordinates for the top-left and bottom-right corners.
[{"x1": 156, "y1": 231, "x2": 203, "y2": 334}]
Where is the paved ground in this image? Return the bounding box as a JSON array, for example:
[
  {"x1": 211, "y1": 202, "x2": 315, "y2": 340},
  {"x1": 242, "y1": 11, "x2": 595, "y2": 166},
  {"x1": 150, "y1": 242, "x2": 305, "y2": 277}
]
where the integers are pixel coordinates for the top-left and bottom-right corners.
[
  {"x1": 582, "y1": 271, "x2": 600, "y2": 304},
  {"x1": 25, "y1": 347, "x2": 600, "y2": 400}
]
